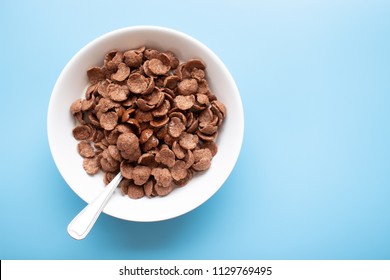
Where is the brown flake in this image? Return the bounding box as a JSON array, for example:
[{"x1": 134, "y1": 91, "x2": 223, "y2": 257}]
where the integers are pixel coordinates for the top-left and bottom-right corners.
[
  {"x1": 196, "y1": 94, "x2": 209, "y2": 105},
  {"x1": 145, "y1": 90, "x2": 164, "y2": 107},
  {"x1": 173, "y1": 173, "x2": 192, "y2": 187},
  {"x1": 169, "y1": 112, "x2": 187, "y2": 125},
  {"x1": 191, "y1": 68, "x2": 205, "y2": 80},
  {"x1": 132, "y1": 165, "x2": 151, "y2": 186},
  {"x1": 141, "y1": 77, "x2": 155, "y2": 95},
  {"x1": 87, "y1": 67, "x2": 105, "y2": 85},
  {"x1": 175, "y1": 95, "x2": 195, "y2": 110},
  {"x1": 152, "y1": 100, "x2": 170, "y2": 117},
  {"x1": 142, "y1": 135, "x2": 159, "y2": 151},
  {"x1": 107, "y1": 83, "x2": 129, "y2": 102},
  {"x1": 120, "y1": 161, "x2": 134, "y2": 180},
  {"x1": 179, "y1": 133, "x2": 199, "y2": 150},
  {"x1": 193, "y1": 148, "x2": 212, "y2": 162},
  {"x1": 99, "y1": 111, "x2": 118, "y2": 130},
  {"x1": 149, "y1": 115, "x2": 169, "y2": 128},
  {"x1": 198, "y1": 107, "x2": 213, "y2": 125},
  {"x1": 184, "y1": 59, "x2": 206, "y2": 72},
  {"x1": 212, "y1": 100, "x2": 227, "y2": 118},
  {"x1": 136, "y1": 98, "x2": 155, "y2": 111},
  {"x1": 135, "y1": 109, "x2": 154, "y2": 123},
  {"x1": 127, "y1": 73, "x2": 149, "y2": 94},
  {"x1": 184, "y1": 149, "x2": 195, "y2": 169},
  {"x1": 142, "y1": 60, "x2": 156, "y2": 78},
  {"x1": 163, "y1": 75, "x2": 180, "y2": 89},
  {"x1": 168, "y1": 117, "x2": 186, "y2": 138},
  {"x1": 105, "y1": 128, "x2": 121, "y2": 145},
  {"x1": 139, "y1": 128, "x2": 154, "y2": 144},
  {"x1": 200, "y1": 141, "x2": 218, "y2": 157},
  {"x1": 137, "y1": 152, "x2": 156, "y2": 166},
  {"x1": 121, "y1": 108, "x2": 135, "y2": 123},
  {"x1": 164, "y1": 50, "x2": 180, "y2": 69},
  {"x1": 127, "y1": 182, "x2": 145, "y2": 199},
  {"x1": 152, "y1": 168, "x2": 172, "y2": 188},
  {"x1": 111, "y1": 62, "x2": 130, "y2": 82},
  {"x1": 155, "y1": 147, "x2": 175, "y2": 168},
  {"x1": 177, "y1": 79, "x2": 198, "y2": 95},
  {"x1": 95, "y1": 97, "x2": 119, "y2": 113},
  {"x1": 72, "y1": 125, "x2": 92, "y2": 141},
  {"x1": 148, "y1": 57, "x2": 170, "y2": 75},
  {"x1": 170, "y1": 160, "x2": 188, "y2": 181},
  {"x1": 154, "y1": 183, "x2": 174, "y2": 196},
  {"x1": 108, "y1": 145, "x2": 122, "y2": 161},
  {"x1": 103, "y1": 172, "x2": 117, "y2": 185},
  {"x1": 121, "y1": 148, "x2": 141, "y2": 162},
  {"x1": 197, "y1": 79, "x2": 209, "y2": 94},
  {"x1": 82, "y1": 156, "x2": 100, "y2": 175},
  {"x1": 199, "y1": 124, "x2": 218, "y2": 135},
  {"x1": 124, "y1": 50, "x2": 143, "y2": 67},
  {"x1": 197, "y1": 130, "x2": 218, "y2": 141},
  {"x1": 186, "y1": 118, "x2": 198, "y2": 133},
  {"x1": 100, "y1": 157, "x2": 119, "y2": 173},
  {"x1": 70, "y1": 99, "x2": 82, "y2": 115},
  {"x1": 85, "y1": 84, "x2": 98, "y2": 100},
  {"x1": 119, "y1": 179, "x2": 130, "y2": 195},
  {"x1": 172, "y1": 141, "x2": 185, "y2": 159},
  {"x1": 192, "y1": 158, "x2": 211, "y2": 171},
  {"x1": 126, "y1": 118, "x2": 141, "y2": 135},
  {"x1": 77, "y1": 141, "x2": 95, "y2": 158},
  {"x1": 97, "y1": 80, "x2": 110, "y2": 98},
  {"x1": 143, "y1": 180, "x2": 155, "y2": 198},
  {"x1": 144, "y1": 48, "x2": 160, "y2": 60},
  {"x1": 117, "y1": 132, "x2": 139, "y2": 152}
]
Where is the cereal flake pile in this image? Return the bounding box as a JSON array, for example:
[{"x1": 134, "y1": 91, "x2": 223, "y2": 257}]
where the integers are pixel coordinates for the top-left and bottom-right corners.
[{"x1": 70, "y1": 46, "x2": 226, "y2": 199}]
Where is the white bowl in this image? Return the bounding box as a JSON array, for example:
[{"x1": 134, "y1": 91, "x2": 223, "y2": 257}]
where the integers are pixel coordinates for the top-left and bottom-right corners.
[{"x1": 47, "y1": 26, "x2": 244, "y2": 222}]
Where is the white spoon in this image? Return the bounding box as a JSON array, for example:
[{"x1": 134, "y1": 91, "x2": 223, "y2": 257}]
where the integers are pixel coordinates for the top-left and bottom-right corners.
[{"x1": 67, "y1": 173, "x2": 123, "y2": 240}]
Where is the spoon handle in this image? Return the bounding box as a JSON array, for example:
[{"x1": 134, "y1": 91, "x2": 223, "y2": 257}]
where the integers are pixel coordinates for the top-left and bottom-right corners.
[{"x1": 67, "y1": 173, "x2": 123, "y2": 240}]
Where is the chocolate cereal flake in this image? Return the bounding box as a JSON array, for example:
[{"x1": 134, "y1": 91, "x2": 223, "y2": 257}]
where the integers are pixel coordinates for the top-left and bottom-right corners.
[
  {"x1": 152, "y1": 167, "x2": 172, "y2": 188},
  {"x1": 70, "y1": 99, "x2": 82, "y2": 115},
  {"x1": 155, "y1": 147, "x2": 175, "y2": 168},
  {"x1": 77, "y1": 141, "x2": 95, "y2": 158},
  {"x1": 148, "y1": 57, "x2": 170, "y2": 75},
  {"x1": 175, "y1": 95, "x2": 195, "y2": 110},
  {"x1": 120, "y1": 161, "x2": 134, "y2": 180},
  {"x1": 87, "y1": 67, "x2": 105, "y2": 85},
  {"x1": 154, "y1": 183, "x2": 174, "y2": 196},
  {"x1": 179, "y1": 133, "x2": 199, "y2": 150},
  {"x1": 72, "y1": 125, "x2": 92, "y2": 141},
  {"x1": 177, "y1": 79, "x2": 198, "y2": 95},
  {"x1": 192, "y1": 158, "x2": 211, "y2": 171},
  {"x1": 127, "y1": 73, "x2": 149, "y2": 94},
  {"x1": 127, "y1": 182, "x2": 145, "y2": 199},
  {"x1": 168, "y1": 117, "x2": 186, "y2": 138},
  {"x1": 119, "y1": 179, "x2": 130, "y2": 195},
  {"x1": 107, "y1": 84, "x2": 129, "y2": 102},
  {"x1": 124, "y1": 50, "x2": 143, "y2": 67},
  {"x1": 83, "y1": 156, "x2": 100, "y2": 175},
  {"x1": 143, "y1": 180, "x2": 155, "y2": 198},
  {"x1": 99, "y1": 111, "x2": 118, "y2": 131},
  {"x1": 132, "y1": 165, "x2": 151, "y2": 186},
  {"x1": 111, "y1": 62, "x2": 130, "y2": 82},
  {"x1": 170, "y1": 160, "x2": 188, "y2": 181}
]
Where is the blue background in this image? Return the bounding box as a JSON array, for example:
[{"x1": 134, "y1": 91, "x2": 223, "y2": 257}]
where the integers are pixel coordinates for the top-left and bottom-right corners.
[{"x1": 1, "y1": 0, "x2": 389, "y2": 259}]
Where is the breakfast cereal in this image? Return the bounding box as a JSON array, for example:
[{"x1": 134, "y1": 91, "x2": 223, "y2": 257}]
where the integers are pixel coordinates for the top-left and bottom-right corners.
[{"x1": 70, "y1": 46, "x2": 226, "y2": 199}]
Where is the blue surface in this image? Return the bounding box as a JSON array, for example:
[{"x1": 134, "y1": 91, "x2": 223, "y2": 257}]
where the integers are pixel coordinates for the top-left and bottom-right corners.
[{"x1": 1, "y1": 0, "x2": 389, "y2": 259}]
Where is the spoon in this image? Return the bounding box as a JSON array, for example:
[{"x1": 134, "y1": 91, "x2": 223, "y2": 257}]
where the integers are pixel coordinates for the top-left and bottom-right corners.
[{"x1": 67, "y1": 172, "x2": 123, "y2": 240}]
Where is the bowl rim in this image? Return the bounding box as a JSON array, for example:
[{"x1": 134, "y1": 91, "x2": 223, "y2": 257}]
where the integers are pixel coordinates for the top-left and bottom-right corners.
[{"x1": 47, "y1": 25, "x2": 244, "y2": 222}]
